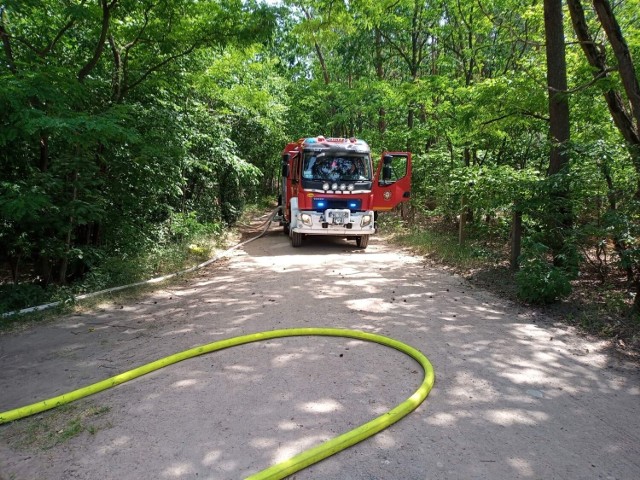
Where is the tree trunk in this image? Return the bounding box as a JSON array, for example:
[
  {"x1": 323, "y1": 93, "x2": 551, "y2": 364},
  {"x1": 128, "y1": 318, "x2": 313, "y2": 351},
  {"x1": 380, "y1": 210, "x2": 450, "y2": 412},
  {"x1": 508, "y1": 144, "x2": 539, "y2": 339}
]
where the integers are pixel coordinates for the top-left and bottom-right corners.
[
  {"x1": 0, "y1": 6, "x2": 17, "y2": 74},
  {"x1": 568, "y1": 0, "x2": 639, "y2": 285},
  {"x1": 591, "y1": 0, "x2": 640, "y2": 198},
  {"x1": 374, "y1": 29, "x2": 386, "y2": 135},
  {"x1": 301, "y1": 6, "x2": 330, "y2": 85},
  {"x1": 511, "y1": 207, "x2": 522, "y2": 270},
  {"x1": 544, "y1": 0, "x2": 572, "y2": 263},
  {"x1": 108, "y1": 34, "x2": 123, "y2": 102},
  {"x1": 314, "y1": 41, "x2": 330, "y2": 85},
  {"x1": 407, "y1": 106, "x2": 414, "y2": 152},
  {"x1": 78, "y1": 0, "x2": 114, "y2": 82},
  {"x1": 58, "y1": 172, "x2": 78, "y2": 284},
  {"x1": 593, "y1": 0, "x2": 640, "y2": 129},
  {"x1": 36, "y1": 255, "x2": 53, "y2": 286},
  {"x1": 544, "y1": 0, "x2": 570, "y2": 176},
  {"x1": 458, "y1": 195, "x2": 467, "y2": 245},
  {"x1": 463, "y1": 147, "x2": 474, "y2": 223},
  {"x1": 9, "y1": 255, "x2": 20, "y2": 284},
  {"x1": 39, "y1": 134, "x2": 49, "y2": 172},
  {"x1": 568, "y1": 0, "x2": 640, "y2": 198}
]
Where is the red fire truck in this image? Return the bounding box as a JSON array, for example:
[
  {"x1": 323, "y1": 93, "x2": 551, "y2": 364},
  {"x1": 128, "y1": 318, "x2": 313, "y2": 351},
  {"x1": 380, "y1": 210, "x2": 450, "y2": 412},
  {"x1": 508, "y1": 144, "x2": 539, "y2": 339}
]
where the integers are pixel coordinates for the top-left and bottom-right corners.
[{"x1": 276, "y1": 136, "x2": 412, "y2": 248}]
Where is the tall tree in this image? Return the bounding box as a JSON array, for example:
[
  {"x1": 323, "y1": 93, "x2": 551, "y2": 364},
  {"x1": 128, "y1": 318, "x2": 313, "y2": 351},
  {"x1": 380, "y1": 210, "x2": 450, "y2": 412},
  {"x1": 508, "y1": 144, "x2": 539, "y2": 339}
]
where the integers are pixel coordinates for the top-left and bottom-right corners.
[
  {"x1": 544, "y1": 0, "x2": 570, "y2": 176},
  {"x1": 380, "y1": 0, "x2": 441, "y2": 148},
  {"x1": 543, "y1": 0, "x2": 572, "y2": 263},
  {"x1": 567, "y1": 0, "x2": 640, "y2": 313},
  {"x1": 0, "y1": 0, "x2": 278, "y2": 287}
]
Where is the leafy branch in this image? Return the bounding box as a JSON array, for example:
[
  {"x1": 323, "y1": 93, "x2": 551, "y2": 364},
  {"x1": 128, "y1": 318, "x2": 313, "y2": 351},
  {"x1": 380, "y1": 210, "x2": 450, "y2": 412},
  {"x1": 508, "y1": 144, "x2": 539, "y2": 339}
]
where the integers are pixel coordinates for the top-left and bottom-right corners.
[{"x1": 78, "y1": 0, "x2": 118, "y2": 82}]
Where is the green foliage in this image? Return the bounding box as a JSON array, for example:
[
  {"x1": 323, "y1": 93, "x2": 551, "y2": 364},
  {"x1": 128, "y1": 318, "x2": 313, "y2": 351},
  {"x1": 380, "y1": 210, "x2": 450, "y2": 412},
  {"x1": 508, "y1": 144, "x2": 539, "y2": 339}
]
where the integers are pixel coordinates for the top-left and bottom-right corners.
[
  {"x1": 516, "y1": 241, "x2": 572, "y2": 304},
  {"x1": 603, "y1": 205, "x2": 640, "y2": 273},
  {"x1": 169, "y1": 212, "x2": 222, "y2": 241},
  {"x1": 0, "y1": 0, "x2": 286, "y2": 306},
  {"x1": 0, "y1": 283, "x2": 52, "y2": 313}
]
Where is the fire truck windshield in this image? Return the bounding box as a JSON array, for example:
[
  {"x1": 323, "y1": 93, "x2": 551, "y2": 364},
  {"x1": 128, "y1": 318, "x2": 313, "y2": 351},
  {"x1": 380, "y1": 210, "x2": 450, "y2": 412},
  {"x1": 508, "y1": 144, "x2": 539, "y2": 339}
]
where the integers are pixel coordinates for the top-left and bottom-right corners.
[{"x1": 302, "y1": 153, "x2": 371, "y2": 181}]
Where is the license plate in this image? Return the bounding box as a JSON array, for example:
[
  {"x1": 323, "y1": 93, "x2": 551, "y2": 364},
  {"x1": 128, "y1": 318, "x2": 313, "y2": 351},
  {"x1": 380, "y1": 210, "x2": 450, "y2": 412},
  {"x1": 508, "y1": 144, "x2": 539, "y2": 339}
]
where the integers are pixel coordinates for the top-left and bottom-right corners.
[
  {"x1": 332, "y1": 212, "x2": 346, "y2": 224},
  {"x1": 326, "y1": 209, "x2": 350, "y2": 225}
]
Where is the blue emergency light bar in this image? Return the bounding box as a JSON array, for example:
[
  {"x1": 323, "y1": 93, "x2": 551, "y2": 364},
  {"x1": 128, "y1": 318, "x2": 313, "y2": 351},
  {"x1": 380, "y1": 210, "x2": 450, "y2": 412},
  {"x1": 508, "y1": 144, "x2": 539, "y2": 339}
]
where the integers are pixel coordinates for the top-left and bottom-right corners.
[{"x1": 312, "y1": 198, "x2": 362, "y2": 211}]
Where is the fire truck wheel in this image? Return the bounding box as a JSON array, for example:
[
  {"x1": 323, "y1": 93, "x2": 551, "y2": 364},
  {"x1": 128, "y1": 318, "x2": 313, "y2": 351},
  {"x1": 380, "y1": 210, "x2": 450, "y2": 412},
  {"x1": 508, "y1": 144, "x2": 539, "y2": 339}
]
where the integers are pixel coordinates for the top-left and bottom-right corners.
[
  {"x1": 291, "y1": 231, "x2": 303, "y2": 247},
  {"x1": 356, "y1": 235, "x2": 369, "y2": 248}
]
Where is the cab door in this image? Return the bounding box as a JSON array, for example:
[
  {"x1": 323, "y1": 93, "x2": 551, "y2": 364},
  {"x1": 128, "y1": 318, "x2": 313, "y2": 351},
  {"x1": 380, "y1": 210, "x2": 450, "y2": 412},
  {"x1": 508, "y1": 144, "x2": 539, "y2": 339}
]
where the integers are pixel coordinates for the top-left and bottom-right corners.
[{"x1": 371, "y1": 152, "x2": 412, "y2": 211}]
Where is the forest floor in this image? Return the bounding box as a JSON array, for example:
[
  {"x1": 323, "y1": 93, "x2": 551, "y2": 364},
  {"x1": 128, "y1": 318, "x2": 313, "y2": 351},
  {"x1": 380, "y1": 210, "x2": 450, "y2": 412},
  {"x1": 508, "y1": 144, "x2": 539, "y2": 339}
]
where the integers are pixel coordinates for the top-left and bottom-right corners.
[{"x1": 1, "y1": 213, "x2": 640, "y2": 479}]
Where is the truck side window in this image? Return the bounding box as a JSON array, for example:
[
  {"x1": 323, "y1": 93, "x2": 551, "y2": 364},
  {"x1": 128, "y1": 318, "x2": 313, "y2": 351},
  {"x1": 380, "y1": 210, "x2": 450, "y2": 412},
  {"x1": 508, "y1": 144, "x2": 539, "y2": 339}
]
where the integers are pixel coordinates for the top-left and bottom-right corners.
[
  {"x1": 390, "y1": 155, "x2": 408, "y2": 181},
  {"x1": 385, "y1": 155, "x2": 407, "y2": 182}
]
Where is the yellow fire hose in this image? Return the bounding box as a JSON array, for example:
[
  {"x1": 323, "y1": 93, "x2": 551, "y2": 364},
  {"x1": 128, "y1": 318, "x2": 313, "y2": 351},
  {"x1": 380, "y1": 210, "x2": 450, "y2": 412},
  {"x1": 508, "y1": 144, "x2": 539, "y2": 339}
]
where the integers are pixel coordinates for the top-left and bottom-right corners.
[{"x1": 0, "y1": 328, "x2": 435, "y2": 479}]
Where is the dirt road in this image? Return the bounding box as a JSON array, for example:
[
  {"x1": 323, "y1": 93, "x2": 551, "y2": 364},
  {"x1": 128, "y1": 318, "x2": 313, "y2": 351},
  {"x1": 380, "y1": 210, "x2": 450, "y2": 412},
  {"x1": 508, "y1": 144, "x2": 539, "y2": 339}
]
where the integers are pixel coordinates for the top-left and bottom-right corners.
[{"x1": 1, "y1": 220, "x2": 640, "y2": 479}]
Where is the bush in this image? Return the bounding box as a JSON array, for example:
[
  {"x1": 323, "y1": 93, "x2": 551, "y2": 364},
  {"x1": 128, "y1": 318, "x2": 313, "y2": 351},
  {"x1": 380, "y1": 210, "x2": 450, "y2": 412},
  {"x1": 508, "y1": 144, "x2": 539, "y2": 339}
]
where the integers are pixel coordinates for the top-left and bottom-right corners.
[
  {"x1": 0, "y1": 283, "x2": 52, "y2": 313},
  {"x1": 516, "y1": 241, "x2": 572, "y2": 304}
]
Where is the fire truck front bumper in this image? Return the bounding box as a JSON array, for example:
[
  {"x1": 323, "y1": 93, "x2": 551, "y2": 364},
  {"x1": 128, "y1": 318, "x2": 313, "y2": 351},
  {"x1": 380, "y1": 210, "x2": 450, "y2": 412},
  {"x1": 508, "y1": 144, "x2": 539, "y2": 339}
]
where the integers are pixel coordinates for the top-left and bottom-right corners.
[{"x1": 292, "y1": 209, "x2": 375, "y2": 236}]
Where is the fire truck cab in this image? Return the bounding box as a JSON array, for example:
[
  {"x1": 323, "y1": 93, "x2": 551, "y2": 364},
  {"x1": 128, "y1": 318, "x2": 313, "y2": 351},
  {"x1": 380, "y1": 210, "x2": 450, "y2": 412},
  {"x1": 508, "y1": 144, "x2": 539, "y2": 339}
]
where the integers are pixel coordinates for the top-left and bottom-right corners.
[{"x1": 276, "y1": 136, "x2": 411, "y2": 248}]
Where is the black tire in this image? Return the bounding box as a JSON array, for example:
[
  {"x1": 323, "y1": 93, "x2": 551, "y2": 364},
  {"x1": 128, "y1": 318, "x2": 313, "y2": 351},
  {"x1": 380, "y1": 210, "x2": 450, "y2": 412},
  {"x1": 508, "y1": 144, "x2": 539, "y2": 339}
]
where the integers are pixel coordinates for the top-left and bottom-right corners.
[
  {"x1": 291, "y1": 231, "x2": 303, "y2": 247},
  {"x1": 356, "y1": 235, "x2": 369, "y2": 249}
]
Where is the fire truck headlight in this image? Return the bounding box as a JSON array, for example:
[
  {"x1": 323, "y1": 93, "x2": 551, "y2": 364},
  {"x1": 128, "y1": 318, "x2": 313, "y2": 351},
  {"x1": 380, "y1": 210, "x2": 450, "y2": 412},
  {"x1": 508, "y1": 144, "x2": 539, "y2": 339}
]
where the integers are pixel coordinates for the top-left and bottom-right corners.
[
  {"x1": 301, "y1": 213, "x2": 313, "y2": 226},
  {"x1": 361, "y1": 214, "x2": 372, "y2": 227},
  {"x1": 347, "y1": 184, "x2": 355, "y2": 191},
  {"x1": 322, "y1": 182, "x2": 330, "y2": 191},
  {"x1": 331, "y1": 183, "x2": 338, "y2": 191},
  {"x1": 339, "y1": 183, "x2": 347, "y2": 191}
]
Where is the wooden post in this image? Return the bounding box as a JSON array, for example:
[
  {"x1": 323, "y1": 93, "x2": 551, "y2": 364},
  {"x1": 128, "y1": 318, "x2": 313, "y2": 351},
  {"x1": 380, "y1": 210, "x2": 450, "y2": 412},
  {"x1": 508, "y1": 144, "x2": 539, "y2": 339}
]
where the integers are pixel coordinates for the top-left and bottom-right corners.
[
  {"x1": 458, "y1": 195, "x2": 467, "y2": 245},
  {"x1": 510, "y1": 206, "x2": 522, "y2": 270}
]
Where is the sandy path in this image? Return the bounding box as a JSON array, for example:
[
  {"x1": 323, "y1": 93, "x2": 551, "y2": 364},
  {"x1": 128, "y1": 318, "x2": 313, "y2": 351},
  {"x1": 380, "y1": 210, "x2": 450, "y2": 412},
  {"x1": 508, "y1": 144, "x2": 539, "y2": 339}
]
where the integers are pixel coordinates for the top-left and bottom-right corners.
[{"x1": 1, "y1": 222, "x2": 639, "y2": 479}]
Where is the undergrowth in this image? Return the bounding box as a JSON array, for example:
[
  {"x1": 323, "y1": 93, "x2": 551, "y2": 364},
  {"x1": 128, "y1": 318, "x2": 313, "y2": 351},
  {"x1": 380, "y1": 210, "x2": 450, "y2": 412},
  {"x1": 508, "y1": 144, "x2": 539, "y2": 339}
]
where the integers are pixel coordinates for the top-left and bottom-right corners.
[
  {"x1": 0, "y1": 201, "x2": 277, "y2": 327},
  {"x1": 0, "y1": 215, "x2": 241, "y2": 321},
  {"x1": 379, "y1": 213, "x2": 502, "y2": 270}
]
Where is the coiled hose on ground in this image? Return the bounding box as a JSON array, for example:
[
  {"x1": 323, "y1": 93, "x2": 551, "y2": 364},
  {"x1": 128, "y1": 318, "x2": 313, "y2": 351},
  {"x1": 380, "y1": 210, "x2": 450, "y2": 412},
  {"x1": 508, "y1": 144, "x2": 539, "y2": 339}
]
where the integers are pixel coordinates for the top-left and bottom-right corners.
[{"x1": 0, "y1": 328, "x2": 434, "y2": 479}]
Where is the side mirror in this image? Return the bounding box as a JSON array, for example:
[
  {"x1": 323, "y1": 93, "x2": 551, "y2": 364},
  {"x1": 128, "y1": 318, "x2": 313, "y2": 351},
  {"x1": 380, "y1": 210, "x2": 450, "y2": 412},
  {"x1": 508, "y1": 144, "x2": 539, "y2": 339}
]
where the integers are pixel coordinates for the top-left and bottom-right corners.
[
  {"x1": 383, "y1": 154, "x2": 393, "y2": 165},
  {"x1": 281, "y1": 154, "x2": 290, "y2": 177}
]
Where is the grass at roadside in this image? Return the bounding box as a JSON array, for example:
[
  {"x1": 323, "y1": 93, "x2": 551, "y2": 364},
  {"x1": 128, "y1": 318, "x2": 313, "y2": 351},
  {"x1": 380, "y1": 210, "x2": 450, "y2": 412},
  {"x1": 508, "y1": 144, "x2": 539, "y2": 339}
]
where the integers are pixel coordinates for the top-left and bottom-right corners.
[
  {"x1": 0, "y1": 237, "x2": 231, "y2": 330},
  {"x1": 378, "y1": 214, "x2": 504, "y2": 270},
  {"x1": 395, "y1": 228, "x2": 498, "y2": 270},
  {"x1": 1, "y1": 403, "x2": 112, "y2": 451},
  {"x1": 0, "y1": 233, "x2": 231, "y2": 318}
]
